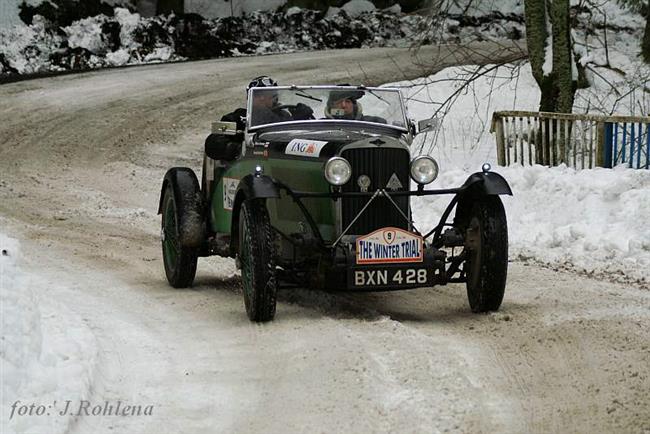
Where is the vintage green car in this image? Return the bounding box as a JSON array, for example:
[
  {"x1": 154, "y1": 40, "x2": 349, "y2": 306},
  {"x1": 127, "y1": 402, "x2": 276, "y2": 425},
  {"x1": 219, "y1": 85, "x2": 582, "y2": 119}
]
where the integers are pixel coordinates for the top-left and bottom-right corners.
[{"x1": 158, "y1": 85, "x2": 512, "y2": 322}]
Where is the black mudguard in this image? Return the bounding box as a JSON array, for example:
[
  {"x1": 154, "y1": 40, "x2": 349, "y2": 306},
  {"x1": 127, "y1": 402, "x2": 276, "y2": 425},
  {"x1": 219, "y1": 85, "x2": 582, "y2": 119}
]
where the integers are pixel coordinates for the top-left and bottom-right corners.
[
  {"x1": 453, "y1": 171, "x2": 512, "y2": 228},
  {"x1": 158, "y1": 167, "x2": 205, "y2": 248},
  {"x1": 460, "y1": 171, "x2": 512, "y2": 196},
  {"x1": 229, "y1": 174, "x2": 280, "y2": 257},
  {"x1": 235, "y1": 174, "x2": 281, "y2": 200}
]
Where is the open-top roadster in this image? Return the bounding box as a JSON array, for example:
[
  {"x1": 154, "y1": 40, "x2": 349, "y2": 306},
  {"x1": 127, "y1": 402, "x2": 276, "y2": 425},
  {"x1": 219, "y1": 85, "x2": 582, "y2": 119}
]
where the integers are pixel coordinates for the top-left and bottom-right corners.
[{"x1": 158, "y1": 85, "x2": 512, "y2": 321}]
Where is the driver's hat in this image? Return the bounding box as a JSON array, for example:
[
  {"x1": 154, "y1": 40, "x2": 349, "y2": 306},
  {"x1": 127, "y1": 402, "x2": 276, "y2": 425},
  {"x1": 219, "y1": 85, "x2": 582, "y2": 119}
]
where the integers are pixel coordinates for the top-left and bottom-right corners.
[{"x1": 247, "y1": 76, "x2": 278, "y2": 91}]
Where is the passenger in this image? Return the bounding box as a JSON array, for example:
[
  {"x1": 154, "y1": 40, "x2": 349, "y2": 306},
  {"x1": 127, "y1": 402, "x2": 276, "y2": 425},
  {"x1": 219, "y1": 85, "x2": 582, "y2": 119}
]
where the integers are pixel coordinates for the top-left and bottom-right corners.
[{"x1": 324, "y1": 89, "x2": 387, "y2": 124}]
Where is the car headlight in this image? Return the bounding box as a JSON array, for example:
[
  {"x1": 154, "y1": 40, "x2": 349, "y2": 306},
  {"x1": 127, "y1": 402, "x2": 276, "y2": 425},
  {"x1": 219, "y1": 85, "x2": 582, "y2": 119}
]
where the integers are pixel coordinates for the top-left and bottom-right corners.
[
  {"x1": 324, "y1": 157, "x2": 352, "y2": 186},
  {"x1": 410, "y1": 156, "x2": 439, "y2": 185}
]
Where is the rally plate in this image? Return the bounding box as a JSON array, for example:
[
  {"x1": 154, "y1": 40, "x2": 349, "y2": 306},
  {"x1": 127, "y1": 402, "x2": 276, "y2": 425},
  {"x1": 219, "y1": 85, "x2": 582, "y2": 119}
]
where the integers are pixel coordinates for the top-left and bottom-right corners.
[{"x1": 356, "y1": 227, "x2": 423, "y2": 264}]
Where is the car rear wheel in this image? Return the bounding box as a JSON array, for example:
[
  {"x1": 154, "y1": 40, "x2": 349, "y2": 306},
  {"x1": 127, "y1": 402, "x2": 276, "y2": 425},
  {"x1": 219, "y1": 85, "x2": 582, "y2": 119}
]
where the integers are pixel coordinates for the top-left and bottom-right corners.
[
  {"x1": 161, "y1": 184, "x2": 198, "y2": 288},
  {"x1": 463, "y1": 195, "x2": 508, "y2": 312},
  {"x1": 238, "y1": 199, "x2": 277, "y2": 322}
]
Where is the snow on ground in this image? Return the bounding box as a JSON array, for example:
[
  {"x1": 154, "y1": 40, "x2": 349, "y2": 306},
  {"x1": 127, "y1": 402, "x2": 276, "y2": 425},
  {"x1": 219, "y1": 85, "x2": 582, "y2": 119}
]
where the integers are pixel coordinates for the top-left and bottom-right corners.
[{"x1": 0, "y1": 233, "x2": 98, "y2": 434}]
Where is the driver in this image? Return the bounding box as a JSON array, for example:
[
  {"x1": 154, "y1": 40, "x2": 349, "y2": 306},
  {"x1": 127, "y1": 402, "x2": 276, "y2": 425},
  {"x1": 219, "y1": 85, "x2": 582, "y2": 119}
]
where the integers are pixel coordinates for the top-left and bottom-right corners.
[
  {"x1": 249, "y1": 76, "x2": 292, "y2": 126},
  {"x1": 220, "y1": 76, "x2": 314, "y2": 127}
]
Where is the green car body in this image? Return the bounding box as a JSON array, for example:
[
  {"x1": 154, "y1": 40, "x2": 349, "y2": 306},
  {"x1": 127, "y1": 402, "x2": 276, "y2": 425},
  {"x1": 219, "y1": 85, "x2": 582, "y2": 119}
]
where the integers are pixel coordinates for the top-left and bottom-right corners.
[{"x1": 159, "y1": 85, "x2": 513, "y2": 321}]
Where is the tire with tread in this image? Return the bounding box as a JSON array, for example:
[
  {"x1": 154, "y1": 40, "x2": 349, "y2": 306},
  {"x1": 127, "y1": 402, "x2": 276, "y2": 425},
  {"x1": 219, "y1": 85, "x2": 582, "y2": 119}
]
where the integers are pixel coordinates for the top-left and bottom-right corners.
[
  {"x1": 463, "y1": 195, "x2": 508, "y2": 313},
  {"x1": 161, "y1": 184, "x2": 198, "y2": 288},
  {"x1": 239, "y1": 199, "x2": 277, "y2": 322}
]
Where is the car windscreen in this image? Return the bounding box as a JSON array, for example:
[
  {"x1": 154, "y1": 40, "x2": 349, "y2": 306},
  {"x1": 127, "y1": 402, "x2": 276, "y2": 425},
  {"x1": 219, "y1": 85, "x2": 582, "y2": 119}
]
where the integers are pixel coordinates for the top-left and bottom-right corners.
[{"x1": 247, "y1": 87, "x2": 407, "y2": 130}]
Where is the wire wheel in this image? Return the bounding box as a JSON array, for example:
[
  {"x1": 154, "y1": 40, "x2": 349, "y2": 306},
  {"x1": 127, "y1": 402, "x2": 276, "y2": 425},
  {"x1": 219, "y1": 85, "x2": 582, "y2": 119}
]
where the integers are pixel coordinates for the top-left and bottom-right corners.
[
  {"x1": 238, "y1": 199, "x2": 277, "y2": 322},
  {"x1": 464, "y1": 196, "x2": 508, "y2": 313}
]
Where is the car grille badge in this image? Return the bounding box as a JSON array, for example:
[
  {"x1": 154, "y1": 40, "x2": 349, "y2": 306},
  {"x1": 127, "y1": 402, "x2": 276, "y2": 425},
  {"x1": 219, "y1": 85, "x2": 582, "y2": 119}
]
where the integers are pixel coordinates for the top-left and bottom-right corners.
[
  {"x1": 357, "y1": 175, "x2": 371, "y2": 192},
  {"x1": 386, "y1": 173, "x2": 403, "y2": 191}
]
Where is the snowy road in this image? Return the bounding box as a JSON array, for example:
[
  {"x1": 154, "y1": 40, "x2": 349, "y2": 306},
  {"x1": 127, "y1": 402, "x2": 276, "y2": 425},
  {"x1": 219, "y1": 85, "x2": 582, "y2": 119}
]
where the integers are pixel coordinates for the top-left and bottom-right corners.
[{"x1": 1, "y1": 44, "x2": 649, "y2": 434}]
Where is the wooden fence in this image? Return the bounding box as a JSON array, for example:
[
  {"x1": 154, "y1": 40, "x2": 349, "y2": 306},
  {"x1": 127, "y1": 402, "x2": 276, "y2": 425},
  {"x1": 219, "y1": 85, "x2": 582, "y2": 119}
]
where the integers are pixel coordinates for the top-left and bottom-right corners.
[{"x1": 491, "y1": 111, "x2": 650, "y2": 169}]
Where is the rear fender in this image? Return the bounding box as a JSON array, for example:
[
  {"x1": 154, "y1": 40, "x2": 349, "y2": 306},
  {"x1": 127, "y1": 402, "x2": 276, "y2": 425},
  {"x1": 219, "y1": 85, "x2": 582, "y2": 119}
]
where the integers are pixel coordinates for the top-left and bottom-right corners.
[{"x1": 158, "y1": 167, "x2": 205, "y2": 248}]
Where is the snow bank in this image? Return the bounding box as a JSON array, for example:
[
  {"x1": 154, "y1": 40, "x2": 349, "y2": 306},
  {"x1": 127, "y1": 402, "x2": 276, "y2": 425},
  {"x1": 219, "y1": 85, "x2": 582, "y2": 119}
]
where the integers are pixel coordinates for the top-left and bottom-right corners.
[
  {"x1": 1, "y1": 6, "x2": 430, "y2": 76},
  {"x1": 0, "y1": 16, "x2": 62, "y2": 75},
  {"x1": 0, "y1": 3, "x2": 527, "y2": 78},
  {"x1": 63, "y1": 15, "x2": 110, "y2": 54},
  {"x1": 1, "y1": 234, "x2": 98, "y2": 434},
  {"x1": 409, "y1": 165, "x2": 650, "y2": 286}
]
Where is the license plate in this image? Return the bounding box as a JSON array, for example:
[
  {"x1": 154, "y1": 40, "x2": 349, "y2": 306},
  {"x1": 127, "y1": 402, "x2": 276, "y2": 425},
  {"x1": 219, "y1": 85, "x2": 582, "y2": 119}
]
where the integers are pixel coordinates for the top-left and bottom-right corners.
[{"x1": 348, "y1": 266, "x2": 433, "y2": 289}]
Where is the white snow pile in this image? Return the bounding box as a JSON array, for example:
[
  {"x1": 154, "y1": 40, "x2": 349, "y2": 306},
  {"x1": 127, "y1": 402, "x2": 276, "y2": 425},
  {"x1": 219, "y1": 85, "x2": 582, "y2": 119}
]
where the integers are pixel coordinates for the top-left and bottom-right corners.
[
  {"x1": 64, "y1": 15, "x2": 109, "y2": 54},
  {"x1": 1, "y1": 234, "x2": 98, "y2": 434},
  {"x1": 0, "y1": 15, "x2": 63, "y2": 75},
  {"x1": 391, "y1": 2, "x2": 650, "y2": 286},
  {"x1": 409, "y1": 165, "x2": 650, "y2": 286}
]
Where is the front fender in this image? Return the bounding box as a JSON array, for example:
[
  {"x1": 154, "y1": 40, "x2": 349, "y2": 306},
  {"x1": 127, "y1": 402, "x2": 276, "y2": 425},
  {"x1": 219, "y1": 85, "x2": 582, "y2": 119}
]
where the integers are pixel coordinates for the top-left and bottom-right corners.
[
  {"x1": 235, "y1": 174, "x2": 281, "y2": 200},
  {"x1": 460, "y1": 171, "x2": 512, "y2": 196},
  {"x1": 229, "y1": 174, "x2": 280, "y2": 257},
  {"x1": 452, "y1": 171, "x2": 512, "y2": 229}
]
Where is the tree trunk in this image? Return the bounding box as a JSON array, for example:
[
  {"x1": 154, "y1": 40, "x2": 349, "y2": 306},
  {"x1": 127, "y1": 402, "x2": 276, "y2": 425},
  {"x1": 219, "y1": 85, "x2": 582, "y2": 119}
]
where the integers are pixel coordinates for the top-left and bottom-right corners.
[
  {"x1": 525, "y1": 0, "x2": 576, "y2": 113},
  {"x1": 643, "y1": 1, "x2": 650, "y2": 63},
  {"x1": 525, "y1": 0, "x2": 577, "y2": 165},
  {"x1": 550, "y1": 0, "x2": 575, "y2": 113}
]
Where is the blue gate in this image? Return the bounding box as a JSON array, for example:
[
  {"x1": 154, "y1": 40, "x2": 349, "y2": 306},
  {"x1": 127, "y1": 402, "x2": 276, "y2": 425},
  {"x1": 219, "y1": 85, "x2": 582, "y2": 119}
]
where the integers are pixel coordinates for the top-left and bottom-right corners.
[{"x1": 604, "y1": 122, "x2": 650, "y2": 169}]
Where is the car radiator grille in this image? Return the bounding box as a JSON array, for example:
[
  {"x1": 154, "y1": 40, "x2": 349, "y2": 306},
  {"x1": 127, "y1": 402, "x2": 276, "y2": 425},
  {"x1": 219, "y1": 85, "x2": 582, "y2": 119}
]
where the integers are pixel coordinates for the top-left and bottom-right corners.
[{"x1": 341, "y1": 147, "x2": 410, "y2": 235}]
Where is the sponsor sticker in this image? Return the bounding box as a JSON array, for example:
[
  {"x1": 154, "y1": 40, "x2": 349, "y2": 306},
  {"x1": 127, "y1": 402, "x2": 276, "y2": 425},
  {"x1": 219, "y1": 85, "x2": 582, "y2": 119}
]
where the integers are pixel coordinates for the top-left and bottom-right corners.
[
  {"x1": 285, "y1": 139, "x2": 328, "y2": 158},
  {"x1": 222, "y1": 177, "x2": 239, "y2": 211},
  {"x1": 356, "y1": 227, "x2": 423, "y2": 264}
]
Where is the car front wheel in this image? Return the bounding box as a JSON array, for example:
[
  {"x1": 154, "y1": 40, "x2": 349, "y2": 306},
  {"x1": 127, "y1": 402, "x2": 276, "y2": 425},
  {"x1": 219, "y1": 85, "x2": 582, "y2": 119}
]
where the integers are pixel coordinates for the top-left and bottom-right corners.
[
  {"x1": 238, "y1": 199, "x2": 277, "y2": 322},
  {"x1": 463, "y1": 195, "x2": 508, "y2": 312}
]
